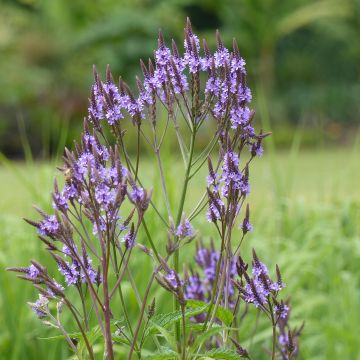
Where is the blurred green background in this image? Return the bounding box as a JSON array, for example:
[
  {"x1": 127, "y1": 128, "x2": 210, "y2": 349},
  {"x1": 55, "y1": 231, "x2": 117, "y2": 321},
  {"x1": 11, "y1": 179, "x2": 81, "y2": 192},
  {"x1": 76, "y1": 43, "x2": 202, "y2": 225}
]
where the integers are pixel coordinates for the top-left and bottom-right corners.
[
  {"x1": 0, "y1": 0, "x2": 360, "y2": 359},
  {"x1": 0, "y1": 0, "x2": 359, "y2": 157}
]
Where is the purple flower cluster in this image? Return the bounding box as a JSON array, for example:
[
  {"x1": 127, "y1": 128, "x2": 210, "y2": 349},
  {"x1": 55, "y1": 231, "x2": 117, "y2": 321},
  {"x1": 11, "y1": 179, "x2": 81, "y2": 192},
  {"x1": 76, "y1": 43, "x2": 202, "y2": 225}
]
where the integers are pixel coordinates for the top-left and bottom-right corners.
[
  {"x1": 234, "y1": 250, "x2": 288, "y2": 318},
  {"x1": 8, "y1": 261, "x2": 65, "y2": 307},
  {"x1": 8, "y1": 19, "x2": 301, "y2": 359},
  {"x1": 55, "y1": 245, "x2": 99, "y2": 286},
  {"x1": 29, "y1": 295, "x2": 49, "y2": 318},
  {"x1": 237, "y1": 251, "x2": 284, "y2": 309},
  {"x1": 185, "y1": 243, "x2": 237, "y2": 310},
  {"x1": 276, "y1": 301, "x2": 303, "y2": 360},
  {"x1": 123, "y1": 225, "x2": 136, "y2": 249},
  {"x1": 155, "y1": 267, "x2": 186, "y2": 306},
  {"x1": 27, "y1": 264, "x2": 40, "y2": 278},
  {"x1": 38, "y1": 215, "x2": 60, "y2": 237},
  {"x1": 221, "y1": 151, "x2": 250, "y2": 198},
  {"x1": 175, "y1": 218, "x2": 194, "y2": 239},
  {"x1": 206, "y1": 152, "x2": 251, "y2": 230},
  {"x1": 205, "y1": 36, "x2": 253, "y2": 130},
  {"x1": 19, "y1": 125, "x2": 150, "y2": 297},
  {"x1": 87, "y1": 19, "x2": 256, "y2": 139},
  {"x1": 55, "y1": 131, "x2": 145, "y2": 237},
  {"x1": 89, "y1": 75, "x2": 143, "y2": 126},
  {"x1": 166, "y1": 270, "x2": 181, "y2": 290}
]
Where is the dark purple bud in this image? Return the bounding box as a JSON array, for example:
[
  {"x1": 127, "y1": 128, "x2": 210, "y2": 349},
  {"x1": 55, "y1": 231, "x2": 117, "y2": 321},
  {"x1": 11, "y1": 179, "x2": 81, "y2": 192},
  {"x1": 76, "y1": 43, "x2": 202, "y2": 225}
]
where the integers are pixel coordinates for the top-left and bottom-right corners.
[
  {"x1": 236, "y1": 256, "x2": 248, "y2": 277},
  {"x1": 171, "y1": 39, "x2": 179, "y2": 58},
  {"x1": 175, "y1": 218, "x2": 194, "y2": 239},
  {"x1": 123, "y1": 223, "x2": 136, "y2": 249},
  {"x1": 148, "y1": 298, "x2": 156, "y2": 319},
  {"x1": 230, "y1": 338, "x2": 249, "y2": 358},
  {"x1": 216, "y1": 29, "x2": 224, "y2": 50},
  {"x1": 106, "y1": 64, "x2": 114, "y2": 84},
  {"x1": 140, "y1": 59, "x2": 149, "y2": 78},
  {"x1": 232, "y1": 38, "x2": 240, "y2": 58},
  {"x1": 157, "y1": 30, "x2": 165, "y2": 49}
]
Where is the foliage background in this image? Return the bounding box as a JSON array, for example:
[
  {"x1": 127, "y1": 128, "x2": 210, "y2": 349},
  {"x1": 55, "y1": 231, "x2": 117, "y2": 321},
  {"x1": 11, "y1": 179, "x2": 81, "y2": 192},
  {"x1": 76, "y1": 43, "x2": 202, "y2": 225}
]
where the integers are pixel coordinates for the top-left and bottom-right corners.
[{"x1": 0, "y1": 0, "x2": 359, "y2": 157}]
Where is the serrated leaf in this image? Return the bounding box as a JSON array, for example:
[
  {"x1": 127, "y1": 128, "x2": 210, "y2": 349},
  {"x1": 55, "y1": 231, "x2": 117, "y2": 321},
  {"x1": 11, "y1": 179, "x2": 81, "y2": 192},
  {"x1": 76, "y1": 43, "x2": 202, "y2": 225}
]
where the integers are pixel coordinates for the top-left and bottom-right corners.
[
  {"x1": 189, "y1": 325, "x2": 225, "y2": 352},
  {"x1": 144, "y1": 355, "x2": 177, "y2": 360},
  {"x1": 77, "y1": 325, "x2": 102, "y2": 357},
  {"x1": 144, "y1": 347, "x2": 177, "y2": 360},
  {"x1": 213, "y1": 306, "x2": 234, "y2": 327},
  {"x1": 198, "y1": 348, "x2": 243, "y2": 360},
  {"x1": 187, "y1": 300, "x2": 234, "y2": 326},
  {"x1": 112, "y1": 335, "x2": 131, "y2": 346},
  {"x1": 151, "y1": 323, "x2": 177, "y2": 350},
  {"x1": 144, "y1": 301, "x2": 209, "y2": 338},
  {"x1": 39, "y1": 332, "x2": 82, "y2": 341}
]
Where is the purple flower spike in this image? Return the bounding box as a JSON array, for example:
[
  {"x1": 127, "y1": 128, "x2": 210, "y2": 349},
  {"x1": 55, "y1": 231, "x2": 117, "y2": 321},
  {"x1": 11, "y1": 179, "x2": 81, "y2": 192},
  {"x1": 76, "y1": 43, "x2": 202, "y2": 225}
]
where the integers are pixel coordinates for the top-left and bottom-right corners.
[
  {"x1": 29, "y1": 295, "x2": 49, "y2": 319},
  {"x1": 27, "y1": 264, "x2": 40, "y2": 279},
  {"x1": 123, "y1": 224, "x2": 136, "y2": 249},
  {"x1": 241, "y1": 218, "x2": 253, "y2": 233},
  {"x1": 275, "y1": 303, "x2": 289, "y2": 319},
  {"x1": 175, "y1": 218, "x2": 194, "y2": 239},
  {"x1": 38, "y1": 215, "x2": 60, "y2": 237},
  {"x1": 58, "y1": 261, "x2": 80, "y2": 286},
  {"x1": 123, "y1": 232, "x2": 136, "y2": 249},
  {"x1": 166, "y1": 270, "x2": 179, "y2": 289},
  {"x1": 129, "y1": 185, "x2": 145, "y2": 204},
  {"x1": 185, "y1": 273, "x2": 204, "y2": 301}
]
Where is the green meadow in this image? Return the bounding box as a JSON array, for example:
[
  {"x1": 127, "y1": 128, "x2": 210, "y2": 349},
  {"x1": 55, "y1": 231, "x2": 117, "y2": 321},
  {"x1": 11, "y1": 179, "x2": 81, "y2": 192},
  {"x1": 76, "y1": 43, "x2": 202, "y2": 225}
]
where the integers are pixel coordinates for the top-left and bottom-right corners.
[{"x1": 0, "y1": 145, "x2": 359, "y2": 359}]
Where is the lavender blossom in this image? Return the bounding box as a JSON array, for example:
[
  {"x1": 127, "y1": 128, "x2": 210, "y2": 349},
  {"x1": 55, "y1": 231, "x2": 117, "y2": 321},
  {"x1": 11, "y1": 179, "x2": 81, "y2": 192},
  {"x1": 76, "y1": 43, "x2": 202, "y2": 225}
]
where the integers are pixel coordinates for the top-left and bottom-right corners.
[
  {"x1": 234, "y1": 250, "x2": 286, "y2": 311},
  {"x1": 277, "y1": 302, "x2": 303, "y2": 360},
  {"x1": 29, "y1": 295, "x2": 49, "y2": 318},
  {"x1": 27, "y1": 264, "x2": 40, "y2": 279},
  {"x1": 58, "y1": 261, "x2": 80, "y2": 286},
  {"x1": 129, "y1": 185, "x2": 145, "y2": 204},
  {"x1": 8, "y1": 18, "x2": 300, "y2": 360},
  {"x1": 185, "y1": 273, "x2": 205, "y2": 301},
  {"x1": 275, "y1": 302, "x2": 289, "y2": 320},
  {"x1": 241, "y1": 218, "x2": 253, "y2": 233},
  {"x1": 186, "y1": 244, "x2": 237, "y2": 313},
  {"x1": 175, "y1": 218, "x2": 194, "y2": 239},
  {"x1": 123, "y1": 224, "x2": 136, "y2": 249},
  {"x1": 38, "y1": 215, "x2": 60, "y2": 237},
  {"x1": 166, "y1": 270, "x2": 179, "y2": 289}
]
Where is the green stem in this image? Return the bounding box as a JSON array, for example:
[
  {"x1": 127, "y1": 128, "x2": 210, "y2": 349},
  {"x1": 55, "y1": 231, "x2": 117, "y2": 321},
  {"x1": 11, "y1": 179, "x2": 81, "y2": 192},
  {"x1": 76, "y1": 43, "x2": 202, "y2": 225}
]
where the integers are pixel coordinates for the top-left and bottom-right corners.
[
  {"x1": 127, "y1": 272, "x2": 157, "y2": 360},
  {"x1": 268, "y1": 301, "x2": 277, "y2": 360},
  {"x1": 135, "y1": 124, "x2": 141, "y2": 181},
  {"x1": 181, "y1": 304, "x2": 187, "y2": 360},
  {"x1": 272, "y1": 324, "x2": 277, "y2": 360},
  {"x1": 112, "y1": 242, "x2": 137, "y2": 352},
  {"x1": 142, "y1": 220, "x2": 162, "y2": 264},
  {"x1": 64, "y1": 298, "x2": 95, "y2": 360},
  {"x1": 173, "y1": 128, "x2": 196, "y2": 344}
]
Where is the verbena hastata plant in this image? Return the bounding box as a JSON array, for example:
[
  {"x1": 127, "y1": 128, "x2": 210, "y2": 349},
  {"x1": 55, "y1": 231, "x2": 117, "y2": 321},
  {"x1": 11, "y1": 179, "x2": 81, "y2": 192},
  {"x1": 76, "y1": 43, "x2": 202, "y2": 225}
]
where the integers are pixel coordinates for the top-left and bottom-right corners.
[{"x1": 8, "y1": 19, "x2": 303, "y2": 360}]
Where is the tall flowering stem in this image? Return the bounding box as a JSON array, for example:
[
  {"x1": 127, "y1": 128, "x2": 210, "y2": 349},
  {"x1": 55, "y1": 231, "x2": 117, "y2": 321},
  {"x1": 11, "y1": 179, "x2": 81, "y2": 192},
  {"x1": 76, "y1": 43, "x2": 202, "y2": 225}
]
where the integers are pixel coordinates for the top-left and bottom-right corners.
[{"x1": 8, "y1": 18, "x2": 301, "y2": 359}]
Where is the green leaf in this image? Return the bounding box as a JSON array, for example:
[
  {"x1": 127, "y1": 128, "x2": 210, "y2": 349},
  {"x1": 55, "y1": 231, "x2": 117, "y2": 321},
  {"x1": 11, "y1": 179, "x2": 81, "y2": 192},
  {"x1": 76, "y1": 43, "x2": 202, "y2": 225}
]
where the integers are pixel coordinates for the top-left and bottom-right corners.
[
  {"x1": 151, "y1": 323, "x2": 177, "y2": 350},
  {"x1": 189, "y1": 325, "x2": 225, "y2": 352},
  {"x1": 112, "y1": 335, "x2": 131, "y2": 346},
  {"x1": 144, "y1": 347, "x2": 177, "y2": 360},
  {"x1": 213, "y1": 306, "x2": 234, "y2": 327},
  {"x1": 39, "y1": 332, "x2": 82, "y2": 341},
  {"x1": 187, "y1": 300, "x2": 234, "y2": 327},
  {"x1": 276, "y1": 0, "x2": 351, "y2": 38},
  {"x1": 198, "y1": 348, "x2": 243, "y2": 360},
  {"x1": 144, "y1": 301, "x2": 209, "y2": 338},
  {"x1": 77, "y1": 325, "x2": 103, "y2": 358}
]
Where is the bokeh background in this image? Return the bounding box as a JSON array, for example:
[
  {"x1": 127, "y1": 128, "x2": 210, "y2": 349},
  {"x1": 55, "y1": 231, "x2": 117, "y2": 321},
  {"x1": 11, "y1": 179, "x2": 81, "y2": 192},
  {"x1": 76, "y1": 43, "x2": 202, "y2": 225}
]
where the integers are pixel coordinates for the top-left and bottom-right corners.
[
  {"x1": 1, "y1": 0, "x2": 360, "y2": 156},
  {"x1": 0, "y1": 0, "x2": 359, "y2": 359}
]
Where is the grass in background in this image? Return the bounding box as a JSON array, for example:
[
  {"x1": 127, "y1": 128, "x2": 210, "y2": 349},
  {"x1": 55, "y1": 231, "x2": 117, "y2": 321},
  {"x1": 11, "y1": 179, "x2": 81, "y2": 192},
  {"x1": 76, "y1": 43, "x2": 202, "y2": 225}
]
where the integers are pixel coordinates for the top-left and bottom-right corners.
[{"x1": 0, "y1": 145, "x2": 359, "y2": 359}]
